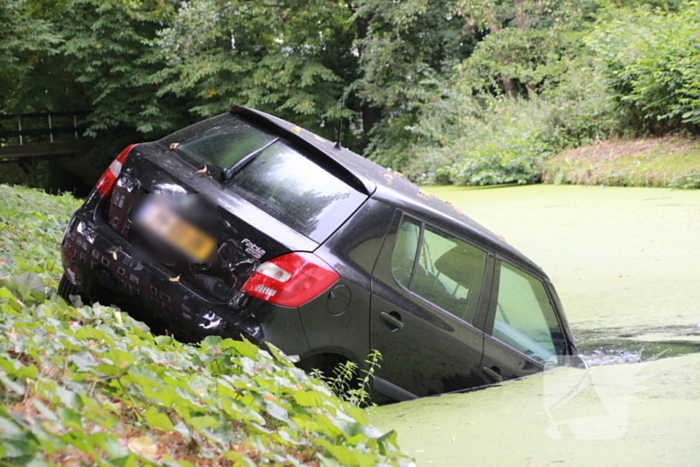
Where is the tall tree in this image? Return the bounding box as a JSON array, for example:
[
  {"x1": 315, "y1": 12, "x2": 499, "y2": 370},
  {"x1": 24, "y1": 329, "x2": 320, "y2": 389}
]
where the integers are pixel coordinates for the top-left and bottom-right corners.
[
  {"x1": 454, "y1": 0, "x2": 589, "y2": 98},
  {"x1": 149, "y1": 0, "x2": 360, "y2": 148},
  {"x1": 352, "y1": 0, "x2": 475, "y2": 166},
  {"x1": 0, "y1": 0, "x2": 62, "y2": 114}
]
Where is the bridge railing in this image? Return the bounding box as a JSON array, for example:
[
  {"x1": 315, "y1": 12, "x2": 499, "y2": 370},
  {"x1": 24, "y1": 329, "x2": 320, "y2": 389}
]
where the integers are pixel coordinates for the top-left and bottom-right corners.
[{"x1": 0, "y1": 111, "x2": 90, "y2": 146}]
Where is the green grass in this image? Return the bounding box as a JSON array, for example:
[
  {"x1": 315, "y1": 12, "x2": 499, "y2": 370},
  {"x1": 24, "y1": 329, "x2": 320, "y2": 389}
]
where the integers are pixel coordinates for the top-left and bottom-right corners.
[
  {"x1": 0, "y1": 185, "x2": 412, "y2": 467},
  {"x1": 543, "y1": 137, "x2": 700, "y2": 188}
]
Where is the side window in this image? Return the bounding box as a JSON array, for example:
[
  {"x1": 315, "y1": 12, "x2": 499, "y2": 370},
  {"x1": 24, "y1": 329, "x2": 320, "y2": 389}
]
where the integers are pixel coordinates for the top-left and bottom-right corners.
[
  {"x1": 392, "y1": 220, "x2": 420, "y2": 288},
  {"x1": 493, "y1": 262, "x2": 567, "y2": 363},
  {"x1": 391, "y1": 218, "x2": 487, "y2": 323}
]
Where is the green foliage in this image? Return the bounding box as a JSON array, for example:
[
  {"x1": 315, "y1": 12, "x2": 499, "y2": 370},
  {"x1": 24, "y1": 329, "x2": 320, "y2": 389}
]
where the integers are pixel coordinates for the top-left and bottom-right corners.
[
  {"x1": 0, "y1": 0, "x2": 62, "y2": 114},
  {"x1": 0, "y1": 185, "x2": 413, "y2": 466},
  {"x1": 3, "y1": 0, "x2": 698, "y2": 190},
  {"x1": 454, "y1": 0, "x2": 592, "y2": 96},
  {"x1": 367, "y1": 0, "x2": 699, "y2": 187},
  {"x1": 669, "y1": 172, "x2": 700, "y2": 189},
  {"x1": 405, "y1": 70, "x2": 615, "y2": 186},
  {"x1": 150, "y1": 0, "x2": 359, "y2": 145},
  {"x1": 457, "y1": 27, "x2": 561, "y2": 93},
  {"x1": 52, "y1": 0, "x2": 180, "y2": 138},
  {"x1": 439, "y1": 138, "x2": 549, "y2": 186},
  {"x1": 316, "y1": 350, "x2": 382, "y2": 408},
  {"x1": 586, "y1": 2, "x2": 700, "y2": 133},
  {"x1": 370, "y1": 0, "x2": 618, "y2": 184},
  {"x1": 354, "y1": 0, "x2": 476, "y2": 165},
  {"x1": 0, "y1": 184, "x2": 80, "y2": 287}
]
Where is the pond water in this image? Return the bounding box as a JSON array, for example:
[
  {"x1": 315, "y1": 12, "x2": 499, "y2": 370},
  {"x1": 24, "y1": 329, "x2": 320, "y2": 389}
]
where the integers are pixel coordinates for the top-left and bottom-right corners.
[
  {"x1": 372, "y1": 353, "x2": 700, "y2": 466},
  {"x1": 371, "y1": 185, "x2": 700, "y2": 465}
]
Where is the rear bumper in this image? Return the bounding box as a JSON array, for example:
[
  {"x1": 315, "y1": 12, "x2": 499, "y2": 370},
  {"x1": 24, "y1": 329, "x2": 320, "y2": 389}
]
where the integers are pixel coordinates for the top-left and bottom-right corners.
[{"x1": 60, "y1": 193, "x2": 311, "y2": 356}]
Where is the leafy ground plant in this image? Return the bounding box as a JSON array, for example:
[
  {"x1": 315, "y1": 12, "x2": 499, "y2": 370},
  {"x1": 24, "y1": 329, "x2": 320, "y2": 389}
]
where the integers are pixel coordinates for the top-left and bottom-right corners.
[
  {"x1": 317, "y1": 350, "x2": 382, "y2": 408},
  {"x1": 0, "y1": 185, "x2": 81, "y2": 286},
  {"x1": 0, "y1": 185, "x2": 413, "y2": 467}
]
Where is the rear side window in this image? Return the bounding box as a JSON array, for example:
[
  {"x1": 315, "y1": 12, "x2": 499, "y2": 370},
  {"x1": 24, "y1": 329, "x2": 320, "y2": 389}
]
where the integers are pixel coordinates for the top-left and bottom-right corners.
[
  {"x1": 159, "y1": 113, "x2": 366, "y2": 242},
  {"x1": 391, "y1": 217, "x2": 488, "y2": 323}
]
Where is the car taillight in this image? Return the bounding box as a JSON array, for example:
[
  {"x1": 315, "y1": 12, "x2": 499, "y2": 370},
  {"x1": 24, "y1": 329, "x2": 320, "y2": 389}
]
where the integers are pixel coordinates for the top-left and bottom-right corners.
[
  {"x1": 95, "y1": 144, "x2": 138, "y2": 198},
  {"x1": 242, "y1": 252, "x2": 339, "y2": 307}
]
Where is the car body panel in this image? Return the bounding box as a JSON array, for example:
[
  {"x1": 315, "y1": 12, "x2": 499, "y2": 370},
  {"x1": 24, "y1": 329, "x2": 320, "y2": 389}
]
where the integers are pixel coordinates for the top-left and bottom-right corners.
[
  {"x1": 368, "y1": 211, "x2": 493, "y2": 398},
  {"x1": 298, "y1": 198, "x2": 396, "y2": 366},
  {"x1": 60, "y1": 105, "x2": 580, "y2": 403}
]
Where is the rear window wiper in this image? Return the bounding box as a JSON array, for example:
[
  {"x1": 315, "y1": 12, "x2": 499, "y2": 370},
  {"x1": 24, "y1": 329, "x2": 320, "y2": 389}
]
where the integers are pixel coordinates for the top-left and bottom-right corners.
[{"x1": 221, "y1": 137, "x2": 280, "y2": 182}]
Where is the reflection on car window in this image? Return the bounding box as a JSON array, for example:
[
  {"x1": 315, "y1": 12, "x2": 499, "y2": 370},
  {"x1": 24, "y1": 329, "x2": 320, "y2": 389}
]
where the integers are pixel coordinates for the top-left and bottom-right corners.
[
  {"x1": 493, "y1": 262, "x2": 566, "y2": 363},
  {"x1": 160, "y1": 113, "x2": 367, "y2": 242},
  {"x1": 229, "y1": 141, "x2": 366, "y2": 241},
  {"x1": 392, "y1": 220, "x2": 420, "y2": 288},
  {"x1": 391, "y1": 218, "x2": 487, "y2": 323},
  {"x1": 161, "y1": 114, "x2": 274, "y2": 169}
]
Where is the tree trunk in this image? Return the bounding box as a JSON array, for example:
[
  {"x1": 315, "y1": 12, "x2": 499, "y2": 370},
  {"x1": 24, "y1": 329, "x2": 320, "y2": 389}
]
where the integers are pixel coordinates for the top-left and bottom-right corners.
[
  {"x1": 361, "y1": 104, "x2": 381, "y2": 137},
  {"x1": 514, "y1": 0, "x2": 526, "y2": 30},
  {"x1": 355, "y1": 13, "x2": 381, "y2": 137},
  {"x1": 503, "y1": 78, "x2": 518, "y2": 97},
  {"x1": 488, "y1": 16, "x2": 518, "y2": 98}
]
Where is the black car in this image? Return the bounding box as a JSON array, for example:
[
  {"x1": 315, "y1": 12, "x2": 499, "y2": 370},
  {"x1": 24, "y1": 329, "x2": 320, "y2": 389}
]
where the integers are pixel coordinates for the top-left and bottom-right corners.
[{"x1": 59, "y1": 105, "x2": 580, "y2": 402}]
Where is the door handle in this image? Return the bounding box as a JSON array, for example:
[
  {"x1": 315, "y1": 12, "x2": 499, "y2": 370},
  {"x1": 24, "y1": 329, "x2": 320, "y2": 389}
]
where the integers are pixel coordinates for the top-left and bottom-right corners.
[
  {"x1": 483, "y1": 366, "x2": 503, "y2": 382},
  {"x1": 380, "y1": 312, "x2": 404, "y2": 331}
]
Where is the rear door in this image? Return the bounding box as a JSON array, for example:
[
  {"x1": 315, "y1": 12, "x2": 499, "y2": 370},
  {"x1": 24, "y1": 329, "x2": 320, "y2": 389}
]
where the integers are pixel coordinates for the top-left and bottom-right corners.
[
  {"x1": 480, "y1": 259, "x2": 569, "y2": 384},
  {"x1": 369, "y1": 212, "x2": 492, "y2": 399}
]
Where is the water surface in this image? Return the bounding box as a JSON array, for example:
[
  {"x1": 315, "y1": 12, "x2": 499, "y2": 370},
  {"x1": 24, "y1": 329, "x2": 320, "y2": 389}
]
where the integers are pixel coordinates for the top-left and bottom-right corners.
[{"x1": 372, "y1": 185, "x2": 700, "y2": 465}]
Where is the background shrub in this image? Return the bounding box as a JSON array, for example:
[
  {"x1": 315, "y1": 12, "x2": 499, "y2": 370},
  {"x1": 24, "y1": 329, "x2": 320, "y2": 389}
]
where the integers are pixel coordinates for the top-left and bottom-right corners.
[{"x1": 586, "y1": 2, "x2": 700, "y2": 134}]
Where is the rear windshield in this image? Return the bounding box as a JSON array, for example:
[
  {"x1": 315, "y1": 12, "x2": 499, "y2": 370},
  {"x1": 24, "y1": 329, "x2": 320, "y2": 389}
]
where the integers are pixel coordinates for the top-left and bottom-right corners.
[
  {"x1": 160, "y1": 114, "x2": 275, "y2": 168},
  {"x1": 159, "y1": 114, "x2": 366, "y2": 242}
]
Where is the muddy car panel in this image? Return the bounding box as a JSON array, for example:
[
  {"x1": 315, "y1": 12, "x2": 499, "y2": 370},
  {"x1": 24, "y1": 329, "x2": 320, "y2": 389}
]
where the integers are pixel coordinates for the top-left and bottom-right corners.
[{"x1": 60, "y1": 105, "x2": 580, "y2": 402}]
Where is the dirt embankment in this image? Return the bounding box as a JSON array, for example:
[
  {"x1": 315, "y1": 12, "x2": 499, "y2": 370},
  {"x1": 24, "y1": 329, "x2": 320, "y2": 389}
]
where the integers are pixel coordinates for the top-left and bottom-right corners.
[{"x1": 543, "y1": 137, "x2": 700, "y2": 188}]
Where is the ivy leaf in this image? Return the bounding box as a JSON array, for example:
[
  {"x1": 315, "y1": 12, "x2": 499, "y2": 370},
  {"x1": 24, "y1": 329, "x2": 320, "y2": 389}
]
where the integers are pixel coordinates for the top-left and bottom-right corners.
[
  {"x1": 188, "y1": 415, "x2": 218, "y2": 431},
  {"x1": 315, "y1": 438, "x2": 377, "y2": 467},
  {"x1": 293, "y1": 391, "x2": 326, "y2": 407},
  {"x1": 0, "y1": 415, "x2": 38, "y2": 458},
  {"x1": 144, "y1": 407, "x2": 174, "y2": 432},
  {"x1": 220, "y1": 338, "x2": 259, "y2": 358}
]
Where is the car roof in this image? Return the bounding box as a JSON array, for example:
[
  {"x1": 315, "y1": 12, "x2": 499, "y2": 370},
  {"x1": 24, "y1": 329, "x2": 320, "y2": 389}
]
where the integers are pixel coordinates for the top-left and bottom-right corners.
[{"x1": 230, "y1": 105, "x2": 545, "y2": 277}]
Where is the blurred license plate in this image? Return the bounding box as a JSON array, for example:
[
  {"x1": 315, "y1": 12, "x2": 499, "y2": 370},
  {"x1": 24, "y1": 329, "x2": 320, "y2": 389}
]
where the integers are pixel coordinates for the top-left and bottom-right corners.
[{"x1": 137, "y1": 200, "x2": 216, "y2": 263}]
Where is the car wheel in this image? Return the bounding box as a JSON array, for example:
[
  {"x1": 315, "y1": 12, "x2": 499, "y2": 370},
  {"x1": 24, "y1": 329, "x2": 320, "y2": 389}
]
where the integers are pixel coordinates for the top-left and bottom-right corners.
[
  {"x1": 57, "y1": 274, "x2": 85, "y2": 305},
  {"x1": 298, "y1": 353, "x2": 348, "y2": 379}
]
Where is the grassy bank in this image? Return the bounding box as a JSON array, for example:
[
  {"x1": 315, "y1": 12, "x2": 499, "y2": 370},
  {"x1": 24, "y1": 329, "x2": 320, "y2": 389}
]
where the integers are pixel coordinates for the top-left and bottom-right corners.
[
  {"x1": 543, "y1": 137, "x2": 700, "y2": 188},
  {"x1": 0, "y1": 185, "x2": 411, "y2": 466}
]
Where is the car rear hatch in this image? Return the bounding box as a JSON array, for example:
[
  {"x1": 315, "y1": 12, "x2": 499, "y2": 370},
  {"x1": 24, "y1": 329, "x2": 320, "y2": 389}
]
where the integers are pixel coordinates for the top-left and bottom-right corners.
[{"x1": 101, "y1": 113, "x2": 370, "y2": 307}]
